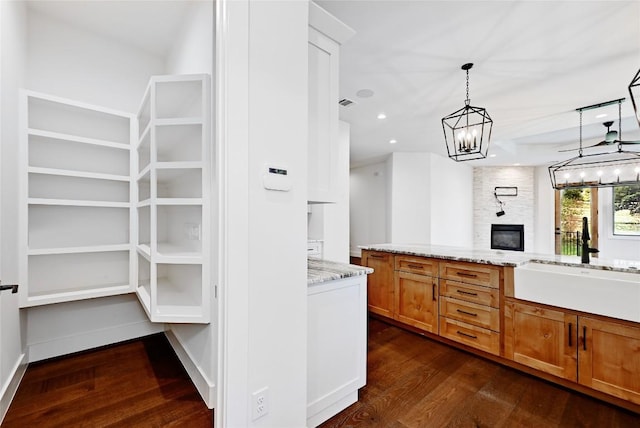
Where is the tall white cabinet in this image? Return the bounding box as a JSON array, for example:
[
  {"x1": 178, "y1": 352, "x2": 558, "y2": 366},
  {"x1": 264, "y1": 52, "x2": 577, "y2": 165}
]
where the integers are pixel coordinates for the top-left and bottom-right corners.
[
  {"x1": 19, "y1": 75, "x2": 211, "y2": 324},
  {"x1": 135, "y1": 75, "x2": 211, "y2": 324}
]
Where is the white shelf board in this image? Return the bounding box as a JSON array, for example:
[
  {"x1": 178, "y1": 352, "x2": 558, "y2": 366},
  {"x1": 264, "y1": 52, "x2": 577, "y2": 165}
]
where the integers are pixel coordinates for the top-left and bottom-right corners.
[
  {"x1": 137, "y1": 164, "x2": 151, "y2": 181},
  {"x1": 28, "y1": 166, "x2": 130, "y2": 182},
  {"x1": 137, "y1": 199, "x2": 151, "y2": 208},
  {"x1": 155, "y1": 117, "x2": 203, "y2": 126},
  {"x1": 135, "y1": 281, "x2": 152, "y2": 319},
  {"x1": 25, "y1": 90, "x2": 133, "y2": 118},
  {"x1": 137, "y1": 122, "x2": 151, "y2": 148},
  {"x1": 28, "y1": 128, "x2": 130, "y2": 151},
  {"x1": 22, "y1": 282, "x2": 132, "y2": 308},
  {"x1": 156, "y1": 198, "x2": 202, "y2": 206},
  {"x1": 28, "y1": 243, "x2": 130, "y2": 256},
  {"x1": 155, "y1": 161, "x2": 203, "y2": 170},
  {"x1": 28, "y1": 198, "x2": 130, "y2": 208},
  {"x1": 156, "y1": 243, "x2": 202, "y2": 264},
  {"x1": 137, "y1": 244, "x2": 151, "y2": 260}
]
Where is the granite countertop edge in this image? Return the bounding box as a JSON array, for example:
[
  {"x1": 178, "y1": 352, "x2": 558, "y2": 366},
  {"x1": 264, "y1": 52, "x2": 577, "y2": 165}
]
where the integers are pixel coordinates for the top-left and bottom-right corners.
[
  {"x1": 359, "y1": 244, "x2": 640, "y2": 274},
  {"x1": 307, "y1": 258, "x2": 373, "y2": 285}
]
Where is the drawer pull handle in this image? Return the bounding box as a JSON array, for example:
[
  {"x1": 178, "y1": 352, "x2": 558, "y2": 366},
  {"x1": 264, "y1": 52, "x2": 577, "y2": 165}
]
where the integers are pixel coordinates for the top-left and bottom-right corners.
[
  {"x1": 432, "y1": 283, "x2": 436, "y2": 301},
  {"x1": 407, "y1": 264, "x2": 423, "y2": 269},
  {"x1": 456, "y1": 272, "x2": 478, "y2": 278},
  {"x1": 456, "y1": 309, "x2": 478, "y2": 317},
  {"x1": 456, "y1": 290, "x2": 478, "y2": 297},
  {"x1": 369, "y1": 255, "x2": 384, "y2": 259},
  {"x1": 456, "y1": 330, "x2": 477, "y2": 339},
  {"x1": 583, "y1": 326, "x2": 587, "y2": 351}
]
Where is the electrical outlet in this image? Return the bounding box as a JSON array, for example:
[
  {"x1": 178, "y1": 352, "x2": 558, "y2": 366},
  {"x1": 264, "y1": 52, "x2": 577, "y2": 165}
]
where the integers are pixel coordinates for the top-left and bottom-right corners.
[
  {"x1": 184, "y1": 223, "x2": 201, "y2": 241},
  {"x1": 251, "y1": 387, "x2": 269, "y2": 420}
]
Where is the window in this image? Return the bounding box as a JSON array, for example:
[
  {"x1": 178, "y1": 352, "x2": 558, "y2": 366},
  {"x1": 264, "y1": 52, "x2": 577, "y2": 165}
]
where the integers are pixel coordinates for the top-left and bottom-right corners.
[{"x1": 613, "y1": 185, "x2": 640, "y2": 235}]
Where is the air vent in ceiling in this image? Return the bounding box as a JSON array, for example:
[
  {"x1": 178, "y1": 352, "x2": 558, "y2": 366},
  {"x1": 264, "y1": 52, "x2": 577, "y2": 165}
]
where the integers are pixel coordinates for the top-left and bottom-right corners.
[{"x1": 338, "y1": 98, "x2": 355, "y2": 107}]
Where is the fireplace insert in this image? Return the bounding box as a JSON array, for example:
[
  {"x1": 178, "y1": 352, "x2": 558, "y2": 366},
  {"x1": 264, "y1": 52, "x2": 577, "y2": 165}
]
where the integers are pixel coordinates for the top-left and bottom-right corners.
[{"x1": 491, "y1": 224, "x2": 524, "y2": 252}]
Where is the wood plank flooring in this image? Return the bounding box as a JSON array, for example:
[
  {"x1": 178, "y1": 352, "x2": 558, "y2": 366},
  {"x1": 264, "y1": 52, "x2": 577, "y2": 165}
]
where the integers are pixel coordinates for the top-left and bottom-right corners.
[
  {"x1": 320, "y1": 317, "x2": 640, "y2": 428},
  {"x1": 2, "y1": 334, "x2": 212, "y2": 427}
]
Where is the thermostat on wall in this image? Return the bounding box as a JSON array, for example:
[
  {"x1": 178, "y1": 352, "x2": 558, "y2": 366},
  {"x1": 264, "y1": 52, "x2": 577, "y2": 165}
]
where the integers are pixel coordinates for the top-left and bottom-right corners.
[{"x1": 263, "y1": 164, "x2": 291, "y2": 191}]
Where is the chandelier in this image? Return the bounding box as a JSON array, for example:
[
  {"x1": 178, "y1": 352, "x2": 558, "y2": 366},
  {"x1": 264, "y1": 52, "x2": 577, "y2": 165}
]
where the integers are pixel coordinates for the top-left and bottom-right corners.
[
  {"x1": 441, "y1": 63, "x2": 493, "y2": 161},
  {"x1": 548, "y1": 99, "x2": 640, "y2": 189}
]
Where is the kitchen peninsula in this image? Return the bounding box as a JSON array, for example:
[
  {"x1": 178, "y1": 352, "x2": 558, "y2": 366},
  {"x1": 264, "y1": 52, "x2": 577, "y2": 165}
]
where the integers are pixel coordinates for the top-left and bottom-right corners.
[
  {"x1": 361, "y1": 244, "x2": 640, "y2": 412},
  {"x1": 306, "y1": 258, "x2": 372, "y2": 427}
]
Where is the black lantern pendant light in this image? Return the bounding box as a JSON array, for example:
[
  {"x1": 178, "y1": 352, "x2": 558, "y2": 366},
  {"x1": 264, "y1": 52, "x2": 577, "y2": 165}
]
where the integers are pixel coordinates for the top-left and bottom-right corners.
[
  {"x1": 442, "y1": 63, "x2": 493, "y2": 161},
  {"x1": 629, "y1": 68, "x2": 640, "y2": 126}
]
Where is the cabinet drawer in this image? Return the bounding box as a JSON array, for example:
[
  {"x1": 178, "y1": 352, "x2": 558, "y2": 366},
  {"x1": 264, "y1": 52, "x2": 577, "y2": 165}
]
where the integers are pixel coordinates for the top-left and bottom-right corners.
[
  {"x1": 440, "y1": 297, "x2": 500, "y2": 331},
  {"x1": 440, "y1": 279, "x2": 499, "y2": 308},
  {"x1": 439, "y1": 261, "x2": 501, "y2": 288},
  {"x1": 439, "y1": 317, "x2": 500, "y2": 356},
  {"x1": 395, "y1": 256, "x2": 438, "y2": 276}
]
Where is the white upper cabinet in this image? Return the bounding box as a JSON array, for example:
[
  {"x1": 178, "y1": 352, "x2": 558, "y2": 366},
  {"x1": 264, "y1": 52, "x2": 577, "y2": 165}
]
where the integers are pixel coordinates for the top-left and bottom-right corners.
[{"x1": 308, "y1": 3, "x2": 355, "y2": 204}]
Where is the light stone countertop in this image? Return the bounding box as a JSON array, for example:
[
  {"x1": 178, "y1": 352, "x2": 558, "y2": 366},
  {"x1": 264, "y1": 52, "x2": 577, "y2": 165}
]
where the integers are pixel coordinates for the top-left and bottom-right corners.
[
  {"x1": 307, "y1": 258, "x2": 373, "y2": 285},
  {"x1": 359, "y1": 243, "x2": 640, "y2": 274}
]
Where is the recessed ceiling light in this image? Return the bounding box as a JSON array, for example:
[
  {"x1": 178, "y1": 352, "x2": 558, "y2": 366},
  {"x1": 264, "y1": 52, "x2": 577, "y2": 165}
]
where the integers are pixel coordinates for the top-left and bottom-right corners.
[
  {"x1": 595, "y1": 113, "x2": 608, "y2": 119},
  {"x1": 389, "y1": 139, "x2": 397, "y2": 144},
  {"x1": 356, "y1": 89, "x2": 374, "y2": 98},
  {"x1": 377, "y1": 113, "x2": 387, "y2": 120}
]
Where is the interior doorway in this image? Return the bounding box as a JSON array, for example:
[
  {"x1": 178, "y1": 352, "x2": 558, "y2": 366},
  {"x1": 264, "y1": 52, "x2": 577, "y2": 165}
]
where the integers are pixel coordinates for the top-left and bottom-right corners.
[{"x1": 554, "y1": 188, "x2": 598, "y2": 256}]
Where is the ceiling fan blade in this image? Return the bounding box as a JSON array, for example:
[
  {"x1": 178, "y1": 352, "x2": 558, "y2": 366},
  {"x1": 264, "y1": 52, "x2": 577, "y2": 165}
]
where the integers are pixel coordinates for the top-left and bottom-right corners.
[
  {"x1": 618, "y1": 139, "x2": 640, "y2": 145},
  {"x1": 557, "y1": 140, "x2": 612, "y2": 152}
]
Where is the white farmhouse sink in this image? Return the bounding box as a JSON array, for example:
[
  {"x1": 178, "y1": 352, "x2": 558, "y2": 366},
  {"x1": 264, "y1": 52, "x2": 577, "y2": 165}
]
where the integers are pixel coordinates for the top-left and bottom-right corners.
[{"x1": 514, "y1": 262, "x2": 640, "y2": 322}]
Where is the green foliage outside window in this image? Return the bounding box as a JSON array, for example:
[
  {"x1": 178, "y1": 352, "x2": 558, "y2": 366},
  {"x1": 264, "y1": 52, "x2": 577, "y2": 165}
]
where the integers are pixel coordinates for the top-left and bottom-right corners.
[{"x1": 614, "y1": 185, "x2": 640, "y2": 235}]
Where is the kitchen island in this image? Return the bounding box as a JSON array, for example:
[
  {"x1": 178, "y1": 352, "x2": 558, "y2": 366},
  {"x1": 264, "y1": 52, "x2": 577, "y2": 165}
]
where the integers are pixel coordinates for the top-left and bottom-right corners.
[
  {"x1": 306, "y1": 258, "x2": 372, "y2": 427},
  {"x1": 360, "y1": 244, "x2": 640, "y2": 412}
]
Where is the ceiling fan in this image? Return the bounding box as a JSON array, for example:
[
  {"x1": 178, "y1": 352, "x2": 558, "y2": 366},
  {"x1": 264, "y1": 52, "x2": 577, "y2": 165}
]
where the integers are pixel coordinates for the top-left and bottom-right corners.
[{"x1": 558, "y1": 120, "x2": 640, "y2": 152}]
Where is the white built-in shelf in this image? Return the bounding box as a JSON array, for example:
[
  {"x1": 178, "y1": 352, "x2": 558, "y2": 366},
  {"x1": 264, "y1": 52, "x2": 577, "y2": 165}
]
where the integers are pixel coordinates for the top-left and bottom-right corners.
[
  {"x1": 20, "y1": 90, "x2": 135, "y2": 308},
  {"x1": 155, "y1": 117, "x2": 203, "y2": 126},
  {"x1": 156, "y1": 198, "x2": 203, "y2": 206},
  {"x1": 27, "y1": 128, "x2": 130, "y2": 151},
  {"x1": 28, "y1": 198, "x2": 130, "y2": 208},
  {"x1": 28, "y1": 243, "x2": 130, "y2": 256},
  {"x1": 29, "y1": 166, "x2": 130, "y2": 182},
  {"x1": 133, "y1": 74, "x2": 210, "y2": 324}
]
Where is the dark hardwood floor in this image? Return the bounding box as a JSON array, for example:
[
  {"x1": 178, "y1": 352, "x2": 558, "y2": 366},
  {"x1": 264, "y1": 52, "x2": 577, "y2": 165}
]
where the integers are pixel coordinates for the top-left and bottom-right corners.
[
  {"x1": 2, "y1": 334, "x2": 212, "y2": 427},
  {"x1": 320, "y1": 317, "x2": 640, "y2": 428}
]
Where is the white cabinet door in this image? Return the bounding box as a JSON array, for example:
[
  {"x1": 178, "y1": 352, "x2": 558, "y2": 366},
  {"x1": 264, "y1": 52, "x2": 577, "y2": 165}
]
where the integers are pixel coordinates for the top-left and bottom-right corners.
[{"x1": 308, "y1": 27, "x2": 339, "y2": 204}]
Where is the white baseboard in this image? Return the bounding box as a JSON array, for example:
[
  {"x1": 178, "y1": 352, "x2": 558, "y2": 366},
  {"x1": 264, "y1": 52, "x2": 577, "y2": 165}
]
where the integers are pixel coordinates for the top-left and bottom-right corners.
[
  {"x1": 165, "y1": 329, "x2": 216, "y2": 409},
  {"x1": 350, "y1": 248, "x2": 361, "y2": 258},
  {"x1": 0, "y1": 352, "x2": 27, "y2": 425},
  {"x1": 27, "y1": 320, "x2": 164, "y2": 363}
]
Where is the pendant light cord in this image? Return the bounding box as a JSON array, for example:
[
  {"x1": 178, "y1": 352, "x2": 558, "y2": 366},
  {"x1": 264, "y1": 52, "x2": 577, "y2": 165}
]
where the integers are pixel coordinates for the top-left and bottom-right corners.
[
  {"x1": 465, "y1": 68, "x2": 470, "y2": 106},
  {"x1": 578, "y1": 109, "x2": 583, "y2": 157}
]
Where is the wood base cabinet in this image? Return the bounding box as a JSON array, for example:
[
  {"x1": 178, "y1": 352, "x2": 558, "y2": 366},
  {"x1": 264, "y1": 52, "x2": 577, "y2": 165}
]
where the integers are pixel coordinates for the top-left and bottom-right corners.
[
  {"x1": 361, "y1": 250, "x2": 394, "y2": 318},
  {"x1": 395, "y1": 270, "x2": 438, "y2": 333},
  {"x1": 505, "y1": 299, "x2": 640, "y2": 405}
]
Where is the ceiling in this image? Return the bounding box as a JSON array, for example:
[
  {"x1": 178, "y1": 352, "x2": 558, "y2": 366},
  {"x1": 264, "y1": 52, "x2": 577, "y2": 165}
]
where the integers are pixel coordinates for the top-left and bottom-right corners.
[{"x1": 317, "y1": 0, "x2": 640, "y2": 167}]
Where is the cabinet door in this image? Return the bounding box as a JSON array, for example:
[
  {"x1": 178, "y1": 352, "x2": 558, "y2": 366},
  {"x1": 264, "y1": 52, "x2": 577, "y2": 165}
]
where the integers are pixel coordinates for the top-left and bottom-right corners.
[
  {"x1": 579, "y1": 317, "x2": 640, "y2": 405},
  {"x1": 394, "y1": 271, "x2": 438, "y2": 333},
  {"x1": 362, "y1": 251, "x2": 394, "y2": 318},
  {"x1": 504, "y1": 300, "x2": 577, "y2": 381},
  {"x1": 308, "y1": 27, "x2": 339, "y2": 203}
]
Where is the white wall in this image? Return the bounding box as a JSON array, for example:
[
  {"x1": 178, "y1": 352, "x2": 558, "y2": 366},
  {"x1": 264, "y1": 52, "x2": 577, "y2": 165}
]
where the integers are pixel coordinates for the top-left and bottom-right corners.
[
  {"x1": 1, "y1": 1, "x2": 28, "y2": 422},
  {"x1": 26, "y1": 9, "x2": 163, "y2": 113},
  {"x1": 307, "y1": 120, "x2": 350, "y2": 262},
  {"x1": 387, "y1": 152, "x2": 431, "y2": 244},
  {"x1": 162, "y1": 0, "x2": 217, "y2": 408},
  {"x1": 473, "y1": 167, "x2": 535, "y2": 252},
  {"x1": 534, "y1": 166, "x2": 555, "y2": 254},
  {"x1": 217, "y1": 0, "x2": 308, "y2": 426},
  {"x1": 429, "y1": 154, "x2": 473, "y2": 247},
  {"x1": 350, "y1": 152, "x2": 473, "y2": 252},
  {"x1": 349, "y1": 161, "x2": 388, "y2": 257},
  {"x1": 23, "y1": 7, "x2": 166, "y2": 361}
]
